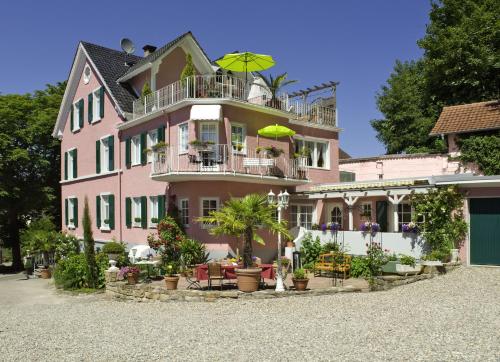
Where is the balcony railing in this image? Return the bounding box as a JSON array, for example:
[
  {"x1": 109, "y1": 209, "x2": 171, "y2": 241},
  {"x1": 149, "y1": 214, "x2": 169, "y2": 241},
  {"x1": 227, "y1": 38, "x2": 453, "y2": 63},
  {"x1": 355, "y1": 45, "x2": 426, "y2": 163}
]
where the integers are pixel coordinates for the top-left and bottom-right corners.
[
  {"x1": 132, "y1": 75, "x2": 337, "y2": 128},
  {"x1": 151, "y1": 144, "x2": 309, "y2": 181}
]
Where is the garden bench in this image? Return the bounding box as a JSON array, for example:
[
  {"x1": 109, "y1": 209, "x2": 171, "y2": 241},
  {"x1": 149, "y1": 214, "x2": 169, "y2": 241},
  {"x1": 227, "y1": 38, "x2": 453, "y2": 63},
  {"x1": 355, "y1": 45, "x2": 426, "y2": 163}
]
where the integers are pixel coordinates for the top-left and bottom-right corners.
[{"x1": 314, "y1": 253, "x2": 352, "y2": 285}]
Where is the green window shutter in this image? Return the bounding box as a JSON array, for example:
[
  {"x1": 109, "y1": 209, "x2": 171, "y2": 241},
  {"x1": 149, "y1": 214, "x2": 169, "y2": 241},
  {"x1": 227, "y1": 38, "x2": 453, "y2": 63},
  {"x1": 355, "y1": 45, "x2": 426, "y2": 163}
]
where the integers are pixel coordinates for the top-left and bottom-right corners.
[
  {"x1": 157, "y1": 126, "x2": 165, "y2": 142},
  {"x1": 158, "y1": 195, "x2": 165, "y2": 219},
  {"x1": 125, "y1": 197, "x2": 132, "y2": 228},
  {"x1": 78, "y1": 99, "x2": 84, "y2": 128},
  {"x1": 140, "y1": 133, "x2": 147, "y2": 165},
  {"x1": 72, "y1": 149, "x2": 78, "y2": 178},
  {"x1": 99, "y1": 87, "x2": 105, "y2": 118},
  {"x1": 96, "y1": 140, "x2": 101, "y2": 174},
  {"x1": 64, "y1": 198, "x2": 68, "y2": 225},
  {"x1": 73, "y1": 198, "x2": 78, "y2": 228},
  {"x1": 70, "y1": 106, "x2": 74, "y2": 131},
  {"x1": 64, "y1": 152, "x2": 68, "y2": 180},
  {"x1": 88, "y1": 93, "x2": 93, "y2": 123},
  {"x1": 141, "y1": 196, "x2": 147, "y2": 229},
  {"x1": 125, "y1": 138, "x2": 131, "y2": 168},
  {"x1": 109, "y1": 194, "x2": 115, "y2": 230},
  {"x1": 108, "y1": 135, "x2": 114, "y2": 171},
  {"x1": 96, "y1": 195, "x2": 101, "y2": 229}
]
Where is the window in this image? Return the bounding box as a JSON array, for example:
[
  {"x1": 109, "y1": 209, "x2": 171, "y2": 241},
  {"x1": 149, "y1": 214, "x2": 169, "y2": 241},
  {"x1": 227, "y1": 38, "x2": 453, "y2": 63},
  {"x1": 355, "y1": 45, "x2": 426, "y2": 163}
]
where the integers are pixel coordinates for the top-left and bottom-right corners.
[
  {"x1": 397, "y1": 203, "x2": 412, "y2": 232},
  {"x1": 92, "y1": 88, "x2": 101, "y2": 122},
  {"x1": 101, "y1": 137, "x2": 110, "y2": 172},
  {"x1": 72, "y1": 102, "x2": 81, "y2": 132},
  {"x1": 131, "y1": 135, "x2": 141, "y2": 166},
  {"x1": 83, "y1": 65, "x2": 91, "y2": 84},
  {"x1": 361, "y1": 203, "x2": 372, "y2": 220},
  {"x1": 147, "y1": 130, "x2": 158, "y2": 163},
  {"x1": 149, "y1": 196, "x2": 159, "y2": 228},
  {"x1": 200, "y1": 122, "x2": 218, "y2": 144},
  {"x1": 179, "y1": 199, "x2": 189, "y2": 226},
  {"x1": 133, "y1": 197, "x2": 142, "y2": 227},
  {"x1": 201, "y1": 198, "x2": 218, "y2": 228},
  {"x1": 329, "y1": 205, "x2": 343, "y2": 228},
  {"x1": 100, "y1": 195, "x2": 110, "y2": 230},
  {"x1": 179, "y1": 123, "x2": 189, "y2": 153},
  {"x1": 294, "y1": 138, "x2": 329, "y2": 169},
  {"x1": 66, "y1": 148, "x2": 77, "y2": 180},
  {"x1": 67, "y1": 198, "x2": 77, "y2": 229},
  {"x1": 290, "y1": 205, "x2": 314, "y2": 229},
  {"x1": 231, "y1": 123, "x2": 246, "y2": 153}
]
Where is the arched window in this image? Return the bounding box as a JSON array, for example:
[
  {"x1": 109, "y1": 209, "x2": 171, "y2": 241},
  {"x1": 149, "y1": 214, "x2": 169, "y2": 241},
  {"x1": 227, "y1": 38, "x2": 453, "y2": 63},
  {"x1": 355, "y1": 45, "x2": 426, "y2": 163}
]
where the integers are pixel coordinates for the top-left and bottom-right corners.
[{"x1": 330, "y1": 206, "x2": 342, "y2": 228}]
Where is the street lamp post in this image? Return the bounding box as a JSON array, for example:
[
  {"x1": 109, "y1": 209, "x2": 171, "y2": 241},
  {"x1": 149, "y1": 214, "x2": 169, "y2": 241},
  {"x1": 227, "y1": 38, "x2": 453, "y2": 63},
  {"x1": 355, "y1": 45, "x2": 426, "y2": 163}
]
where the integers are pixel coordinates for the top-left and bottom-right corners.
[{"x1": 268, "y1": 189, "x2": 289, "y2": 292}]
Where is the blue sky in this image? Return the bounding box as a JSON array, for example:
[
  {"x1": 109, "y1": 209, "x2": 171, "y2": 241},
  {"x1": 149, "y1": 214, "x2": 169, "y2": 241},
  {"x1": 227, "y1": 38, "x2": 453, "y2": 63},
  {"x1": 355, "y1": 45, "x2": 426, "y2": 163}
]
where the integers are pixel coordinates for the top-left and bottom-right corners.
[{"x1": 0, "y1": 0, "x2": 430, "y2": 157}]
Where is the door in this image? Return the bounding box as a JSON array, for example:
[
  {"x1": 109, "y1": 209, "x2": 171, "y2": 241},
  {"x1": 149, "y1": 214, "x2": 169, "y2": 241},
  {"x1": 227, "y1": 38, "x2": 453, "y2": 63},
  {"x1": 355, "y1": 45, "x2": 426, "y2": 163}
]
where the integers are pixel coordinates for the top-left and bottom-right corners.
[
  {"x1": 469, "y1": 198, "x2": 500, "y2": 266},
  {"x1": 376, "y1": 201, "x2": 388, "y2": 232}
]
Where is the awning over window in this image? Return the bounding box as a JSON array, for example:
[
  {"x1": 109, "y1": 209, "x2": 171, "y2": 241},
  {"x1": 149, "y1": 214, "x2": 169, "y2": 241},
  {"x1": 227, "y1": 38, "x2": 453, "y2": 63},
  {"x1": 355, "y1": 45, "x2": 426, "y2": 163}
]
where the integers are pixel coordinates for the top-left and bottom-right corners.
[{"x1": 190, "y1": 105, "x2": 222, "y2": 121}]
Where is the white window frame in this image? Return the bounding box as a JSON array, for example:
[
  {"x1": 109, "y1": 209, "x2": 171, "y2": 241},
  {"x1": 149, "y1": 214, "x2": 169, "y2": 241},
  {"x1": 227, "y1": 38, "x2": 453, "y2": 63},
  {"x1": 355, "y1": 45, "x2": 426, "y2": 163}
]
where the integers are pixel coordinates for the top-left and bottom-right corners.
[
  {"x1": 132, "y1": 197, "x2": 142, "y2": 228},
  {"x1": 397, "y1": 202, "x2": 412, "y2": 232},
  {"x1": 327, "y1": 203, "x2": 343, "y2": 229},
  {"x1": 67, "y1": 147, "x2": 76, "y2": 180},
  {"x1": 199, "y1": 122, "x2": 219, "y2": 144},
  {"x1": 149, "y1": 196, "x2": 159, "y2": 228},
  {"x1": 179, "y1": 198, "x2": 189, "y2": 227},
  {"x1": 131, "y1": 135, "x2": 141, "y2": 166},
  {"x1": 72, "y1": 99, "x2": 82, "y2": 132},
  {"x1": 67, "y1": 196, "x2": 76, "y2": 229},
  {"x1": 200, "y1": 197, "x2": 219, "y2": 229},
  {"x1": 83, "y1": 64, "x2": 91, "y2": 84},
  {"x1": 100, "y1": 135, "x2": 111, "y2": 172},
  {"x1": 100, "y1": 193, "x2": 111, "y2": 231},
  {"x1": 147, "y1": 129, "x2": 158, "y2": 163},
  {"x1": 230, "y1": 122, "x2": 246, "y2": 154},
  {"x1": 294, "y1": 137, "x2": 330, "y2": 169},
  {"x1": 289, "y1": 204, "x2": 315, "y2": 230},
  {"x1": 361, "y1": 202, "x2": 372, "y2": 220},
  {"x1": 178, "y1": 122, "x2": 189, "y2": 154},
  {"x1": 92, "y1": 87, "x2": 101, "y2": 123}
]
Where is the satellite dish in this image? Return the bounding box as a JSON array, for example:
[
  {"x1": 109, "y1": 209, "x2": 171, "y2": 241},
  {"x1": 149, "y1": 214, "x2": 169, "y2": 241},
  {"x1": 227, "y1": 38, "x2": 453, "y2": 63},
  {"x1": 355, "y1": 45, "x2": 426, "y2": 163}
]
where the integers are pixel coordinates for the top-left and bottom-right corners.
[{"x1": 120, "y1": 38, "x2": 135, "y2": 55}]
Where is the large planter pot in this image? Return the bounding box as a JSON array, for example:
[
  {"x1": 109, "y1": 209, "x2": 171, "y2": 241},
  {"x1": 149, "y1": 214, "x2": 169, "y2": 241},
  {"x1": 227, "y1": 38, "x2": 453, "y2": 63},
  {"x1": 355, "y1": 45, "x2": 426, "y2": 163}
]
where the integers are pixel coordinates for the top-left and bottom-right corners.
[
  {"x1": 292, "y1": 278, "x2": 309, "y2": 291},
  {"x1": 107, "y1": 253, "x2": 121, "y2": 261},
  {"x1": 235, "y1": 268, "x2": 262, "y2": 293},
  {"x1": 382, "y1": 261, "x2": 422, "y2": 275},
  {"x1": 40, "y1": 268, "x2": 51, "y2": 279},
  {"x1": 127, "y1": 272, "x2": 139, "y2": 285},
  {"x1": 164, "y1": 275, "x2": 180, "y2": 290},
  {"x1": 450, "y1": 249, "x2": 459, "y2": 263}
]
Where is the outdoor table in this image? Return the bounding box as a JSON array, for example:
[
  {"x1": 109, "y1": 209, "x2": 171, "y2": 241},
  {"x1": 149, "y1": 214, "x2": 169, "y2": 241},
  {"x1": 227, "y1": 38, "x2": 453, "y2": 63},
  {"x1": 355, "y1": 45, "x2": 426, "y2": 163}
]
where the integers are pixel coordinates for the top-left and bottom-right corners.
[
  {"x1": 135, "y1": 260, "x2": 161, "y2": 283},
  {"x1": 196, "y1": 264, "x2": 275, "y2": 281}
]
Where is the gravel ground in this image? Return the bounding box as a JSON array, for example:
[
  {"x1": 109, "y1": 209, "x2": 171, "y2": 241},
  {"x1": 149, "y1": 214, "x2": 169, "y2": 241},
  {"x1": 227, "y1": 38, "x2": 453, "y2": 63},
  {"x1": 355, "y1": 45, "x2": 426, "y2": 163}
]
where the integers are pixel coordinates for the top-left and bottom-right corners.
[{"x1": 0, "y1": 267, "x2": 499, "y2": 361}]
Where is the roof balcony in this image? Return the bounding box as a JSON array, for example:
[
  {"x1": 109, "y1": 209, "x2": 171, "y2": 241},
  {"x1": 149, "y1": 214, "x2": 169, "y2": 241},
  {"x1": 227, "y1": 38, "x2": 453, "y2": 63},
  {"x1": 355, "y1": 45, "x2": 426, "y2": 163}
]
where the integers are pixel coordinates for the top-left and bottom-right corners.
[
  {"x1": 150, "y1": 143, "x2": 310, "y2": 186},
  {"x1": 132, "y1": 75, "x2": 337, "y2": 129}
]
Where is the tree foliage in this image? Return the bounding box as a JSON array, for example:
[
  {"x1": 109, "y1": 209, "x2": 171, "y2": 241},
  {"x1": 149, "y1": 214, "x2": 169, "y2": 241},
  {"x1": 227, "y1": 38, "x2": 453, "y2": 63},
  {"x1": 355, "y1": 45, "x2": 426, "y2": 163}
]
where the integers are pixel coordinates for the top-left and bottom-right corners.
[
  {"x1": 458, "y1": 132, "x2": 500, "y2": 175},
  {"x1": 0, "y1": 82, "x2": 65, "y2": 269},
  {"x1": 83, "y1": 197, "x2": 98, "y2": 288},
  {"x1": 372, "y1": 0, "x2": 499, "y2": 154}
]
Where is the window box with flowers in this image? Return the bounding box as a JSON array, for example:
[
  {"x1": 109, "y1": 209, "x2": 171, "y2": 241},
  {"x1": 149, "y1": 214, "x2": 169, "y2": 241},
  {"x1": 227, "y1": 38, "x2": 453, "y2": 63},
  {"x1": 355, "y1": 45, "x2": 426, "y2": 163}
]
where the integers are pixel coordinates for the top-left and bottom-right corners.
[{"x1": 189, "y1": 140, "x2": 215, "y2": 151}]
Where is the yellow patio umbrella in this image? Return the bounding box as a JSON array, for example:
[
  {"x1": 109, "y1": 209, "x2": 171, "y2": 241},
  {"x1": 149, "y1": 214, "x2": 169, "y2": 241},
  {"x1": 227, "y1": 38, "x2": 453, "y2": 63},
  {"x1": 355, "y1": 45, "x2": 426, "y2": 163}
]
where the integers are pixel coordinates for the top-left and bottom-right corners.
[
  {"x1": 258, "y1": 124, "x2": 296, "y2": 139},
  {"x1": 215, "y1": 52, "x2": 275, "y2": 90}
]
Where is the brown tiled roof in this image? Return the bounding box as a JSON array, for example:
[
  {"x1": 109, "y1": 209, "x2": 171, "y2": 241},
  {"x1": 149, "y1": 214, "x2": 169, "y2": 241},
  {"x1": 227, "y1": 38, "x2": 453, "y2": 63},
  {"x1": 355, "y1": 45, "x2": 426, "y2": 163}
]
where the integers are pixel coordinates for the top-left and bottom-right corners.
[{"x1": 430, "y1": 100, "x2": 500, "y2": 135}]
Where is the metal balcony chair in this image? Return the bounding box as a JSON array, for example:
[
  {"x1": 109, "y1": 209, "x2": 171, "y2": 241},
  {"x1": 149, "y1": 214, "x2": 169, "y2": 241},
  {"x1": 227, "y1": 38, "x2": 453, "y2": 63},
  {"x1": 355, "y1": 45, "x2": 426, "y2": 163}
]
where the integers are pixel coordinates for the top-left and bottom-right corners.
[{"x1": 207, "y1": 262, "x2": 224, "y2": 291}]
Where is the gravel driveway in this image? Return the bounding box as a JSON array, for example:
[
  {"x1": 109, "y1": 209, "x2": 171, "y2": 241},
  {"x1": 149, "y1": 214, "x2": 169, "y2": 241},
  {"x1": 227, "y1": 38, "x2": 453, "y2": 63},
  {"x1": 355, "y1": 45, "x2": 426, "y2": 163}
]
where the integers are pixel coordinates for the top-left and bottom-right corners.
[{"x1": 0, "y1": 267, "x2": 499, "y2": 361}]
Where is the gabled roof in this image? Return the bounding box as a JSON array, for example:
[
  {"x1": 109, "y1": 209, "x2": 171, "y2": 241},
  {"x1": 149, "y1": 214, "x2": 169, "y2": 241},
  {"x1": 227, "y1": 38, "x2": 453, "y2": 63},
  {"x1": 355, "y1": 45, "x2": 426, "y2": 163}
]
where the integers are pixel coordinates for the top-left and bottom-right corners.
[
  {"x1": 118, "y1": 31, "x2": 212, "y2": 81},
  {"x1": 81, "y1": 42, "x2": 143, "y2": 113},
  {"x1": 430, "y1": 100, "x2": 500, "y2": 136}
]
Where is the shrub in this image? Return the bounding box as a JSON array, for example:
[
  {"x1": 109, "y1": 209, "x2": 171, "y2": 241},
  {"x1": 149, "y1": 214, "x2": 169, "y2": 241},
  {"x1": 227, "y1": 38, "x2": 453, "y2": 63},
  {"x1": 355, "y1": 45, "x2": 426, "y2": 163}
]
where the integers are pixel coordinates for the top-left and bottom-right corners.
[
  {"x1": 399, "y1": 254, "x2": 416, "y2": 267},
  {"x1": 322, "y1": 242, "x2": 340, "y2": 253},
  {"x1": 301, "y1": 232, "x2": 322, "y2": 265},
  {"x1": 293, "y1": 268, "x2": 307, "y2": 279},
  {"x1": 180, "y1": 238, "x2": 209, "y2": 268},
  {"x1": 102, "y1": 241, "x2": 125, "y2": 255},
  {"x1": 148, "y1": 216, "x2": 184, "y2": 266},
  {"x1": 350, "y1": 257, "x2": 371, "y2": 278},
  {"x1": 54, "y1": 232, "x2": 80, "y2": 261},
  {"x1": 54, "y1": 254, "x2": 88, "y2": 289}
]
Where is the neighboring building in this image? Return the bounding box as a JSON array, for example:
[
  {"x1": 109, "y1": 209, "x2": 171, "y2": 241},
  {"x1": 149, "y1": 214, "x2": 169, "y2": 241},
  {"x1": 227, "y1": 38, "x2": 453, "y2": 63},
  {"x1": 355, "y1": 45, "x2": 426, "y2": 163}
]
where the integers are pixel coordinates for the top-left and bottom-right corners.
[
  {"x1": 296, "y1": 100, "x2": 500, "y2": 266},
  {"x1": 53, "y1": 32, "x2": 340, "y2": 260}
]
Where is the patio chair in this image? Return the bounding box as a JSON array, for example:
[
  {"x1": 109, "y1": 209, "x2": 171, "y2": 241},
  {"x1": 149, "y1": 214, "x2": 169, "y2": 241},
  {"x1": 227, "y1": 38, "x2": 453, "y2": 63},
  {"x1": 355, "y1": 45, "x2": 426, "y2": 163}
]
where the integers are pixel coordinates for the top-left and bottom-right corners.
[
  {"x1": 207, "y1": 262, "x2": 224, "y2": 290},
  {"x1": 186, "y1": 266, "x2": 202, "y2": 290},
  {"x1": 188, "y1": 154, "x2": 201, "y2": 164}
]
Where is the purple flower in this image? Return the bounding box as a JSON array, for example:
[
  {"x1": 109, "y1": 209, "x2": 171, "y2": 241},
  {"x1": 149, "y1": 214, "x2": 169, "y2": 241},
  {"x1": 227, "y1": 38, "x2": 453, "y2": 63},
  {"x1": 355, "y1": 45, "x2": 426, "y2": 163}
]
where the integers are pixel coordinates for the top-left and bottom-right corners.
[{"x1": 321, "y1": 223, "x2": 327, "y2": 232}]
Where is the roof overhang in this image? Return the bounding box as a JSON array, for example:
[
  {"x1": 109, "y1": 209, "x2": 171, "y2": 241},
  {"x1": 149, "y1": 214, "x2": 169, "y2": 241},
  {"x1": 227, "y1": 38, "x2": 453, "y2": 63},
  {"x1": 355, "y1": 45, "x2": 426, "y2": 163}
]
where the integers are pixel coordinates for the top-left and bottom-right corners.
[{"x1": 432, "y1": 174, "x2": 500, "y2": 188}]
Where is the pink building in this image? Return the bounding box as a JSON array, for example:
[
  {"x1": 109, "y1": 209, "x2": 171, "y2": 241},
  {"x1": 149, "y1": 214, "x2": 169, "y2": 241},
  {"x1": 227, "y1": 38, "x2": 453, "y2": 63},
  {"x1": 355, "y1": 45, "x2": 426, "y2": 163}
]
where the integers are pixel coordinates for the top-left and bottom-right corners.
[{"x1": 53, "y1": 32, "x2": 340, "y2": 260}]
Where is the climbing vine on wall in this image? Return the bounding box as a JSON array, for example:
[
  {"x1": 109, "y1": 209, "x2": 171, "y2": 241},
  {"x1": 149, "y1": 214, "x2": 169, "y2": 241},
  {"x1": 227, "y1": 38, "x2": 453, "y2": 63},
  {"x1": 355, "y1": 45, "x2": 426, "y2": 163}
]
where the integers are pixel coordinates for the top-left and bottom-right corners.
[{"x1": 458, "y1": 132, "x2": 500, "y2": 176}]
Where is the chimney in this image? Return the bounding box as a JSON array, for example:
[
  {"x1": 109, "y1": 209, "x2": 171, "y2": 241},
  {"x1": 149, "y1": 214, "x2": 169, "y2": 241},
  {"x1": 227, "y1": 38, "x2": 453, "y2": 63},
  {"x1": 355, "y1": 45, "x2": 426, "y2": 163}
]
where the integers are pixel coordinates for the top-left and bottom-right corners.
[{"x1": 142, "y1": 45, "x2": 157, "y2": 57}]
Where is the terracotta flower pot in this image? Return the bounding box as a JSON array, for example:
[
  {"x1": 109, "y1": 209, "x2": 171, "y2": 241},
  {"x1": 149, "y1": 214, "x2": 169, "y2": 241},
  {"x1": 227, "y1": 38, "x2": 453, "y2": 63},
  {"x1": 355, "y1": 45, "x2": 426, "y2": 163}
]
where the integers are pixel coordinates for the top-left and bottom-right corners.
[
  {"x1": 127, "y1": 272, "x2": 139, "y2": 285},
  {"x1": 40, "y1": 268, "x2": 51, "y2": 279},
  {"x1": 235, "y1": 268, "x2": 262, "y2": 293},
  {"x1": 164, "y1": 275, "x2": 180, "y2": 290},
  {"x1": 286, "y1": 241, "x2": 295, "y2": 248},
  {"x1": 292, "y1": 278, "x2": 309, "y2": 291}
]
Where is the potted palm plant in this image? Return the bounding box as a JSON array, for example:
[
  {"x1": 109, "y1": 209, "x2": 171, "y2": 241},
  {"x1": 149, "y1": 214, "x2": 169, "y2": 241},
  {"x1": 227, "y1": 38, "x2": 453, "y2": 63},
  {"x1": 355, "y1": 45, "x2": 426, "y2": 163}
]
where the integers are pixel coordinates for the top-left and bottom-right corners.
[
  {"x1": 198, "y1": 194, "x2": 290, "y2": 292},
  {"x1": 255, "y1": 72, "x2": 297, "y2": 109}
]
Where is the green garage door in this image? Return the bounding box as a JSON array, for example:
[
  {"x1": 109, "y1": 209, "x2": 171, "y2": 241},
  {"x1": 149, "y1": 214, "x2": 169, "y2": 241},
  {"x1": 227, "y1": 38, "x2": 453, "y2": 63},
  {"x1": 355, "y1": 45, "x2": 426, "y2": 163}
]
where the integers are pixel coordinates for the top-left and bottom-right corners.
[{"x1": 470, "y1": 198, "x2": 500, "y2": 266}]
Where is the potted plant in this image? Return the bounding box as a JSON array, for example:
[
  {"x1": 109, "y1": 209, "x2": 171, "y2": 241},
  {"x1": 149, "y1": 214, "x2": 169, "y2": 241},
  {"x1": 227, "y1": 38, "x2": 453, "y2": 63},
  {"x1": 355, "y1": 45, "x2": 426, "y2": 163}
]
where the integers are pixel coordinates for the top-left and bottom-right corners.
[
  {"x1": 164, "y1": 263, "x2": 180, "y2": 290},
  {"x1": 382, "y1": 254, "x2": 422, "y2": 275},
  {"x1": 119, "y1": 266, "x2": 140, "y2": 285},
  {"x1": 102, "y1": 240, "x2": 125, "y2": 261},
  {"x1": 134, "y1": 217, "x2": 142, "y2": 224},
  {"x1": 232, "y1": 142, "x2": 244, "y2": 152},
  {"x1": 255, "y1": 72, "x2": 297, "y2": 110},
  {"x1": 150, "y1": 217, "x2": 159, "y2": 225},
  {"x1": 256, "y1": 146, "x2": 263, "y2": 155},
  {"x1": 198, "y1": 194, "x2": 290, "y2": 293},
  {"x1": 292, "y1": 268, "x2": 309, "y2": 291},
  {"x1": 263, "y1": 146, "x2": 284, "y2": 158}
]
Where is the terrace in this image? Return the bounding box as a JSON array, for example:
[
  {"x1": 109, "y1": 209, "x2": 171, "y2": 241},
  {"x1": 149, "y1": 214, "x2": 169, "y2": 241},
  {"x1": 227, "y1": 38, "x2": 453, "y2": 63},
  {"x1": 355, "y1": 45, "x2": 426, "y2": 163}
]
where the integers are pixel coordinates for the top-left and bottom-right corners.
[{"x1": 132, "y1": 75, "x2": 338, "y2": 129}]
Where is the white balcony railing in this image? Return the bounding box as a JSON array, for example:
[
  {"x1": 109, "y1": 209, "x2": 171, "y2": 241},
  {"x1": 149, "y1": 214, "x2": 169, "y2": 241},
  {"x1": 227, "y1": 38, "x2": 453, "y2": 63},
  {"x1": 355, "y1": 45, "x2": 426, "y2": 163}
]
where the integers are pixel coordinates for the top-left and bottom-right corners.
[
  {"x1": 152, "y1": 144, "x2": 309, "y2": 181},
  {"x1": 132, "y1": 75, "x2": 337, "y2": 128}
]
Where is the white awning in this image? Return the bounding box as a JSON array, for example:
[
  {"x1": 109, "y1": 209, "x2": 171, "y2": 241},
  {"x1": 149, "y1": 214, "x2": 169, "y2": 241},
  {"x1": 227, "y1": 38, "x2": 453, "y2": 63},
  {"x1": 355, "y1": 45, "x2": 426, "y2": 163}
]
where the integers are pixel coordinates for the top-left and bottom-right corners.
[{"x1": 190, "y1": 105, "x2": 222, "y2": 121}]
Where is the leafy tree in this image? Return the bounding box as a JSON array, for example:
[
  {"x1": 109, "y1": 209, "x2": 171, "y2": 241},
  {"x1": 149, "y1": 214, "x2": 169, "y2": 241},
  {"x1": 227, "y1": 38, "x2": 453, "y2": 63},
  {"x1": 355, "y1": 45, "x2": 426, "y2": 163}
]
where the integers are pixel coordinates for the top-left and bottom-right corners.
[
  {"x1": 82, "y1": 197, "x2": 98, "y2": 288},
  {"x1": 198, "y1": 194, "x2": 290, "y2": 268},
  {"x1": 140, "y1": 82, "x2": 152, "y2": 101},
  {"x1": 458, "y1": 132, "x2": 500, "y2": 175},
  {"x1": 0, "y1": 82, "x2": 65, "y2": 270},
  {"x1": 255, "y1": 72, "x2": 298, "y2": 101},
  {"x1": 372, "y1": 0, "x2": 499, "y2": 154}
]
